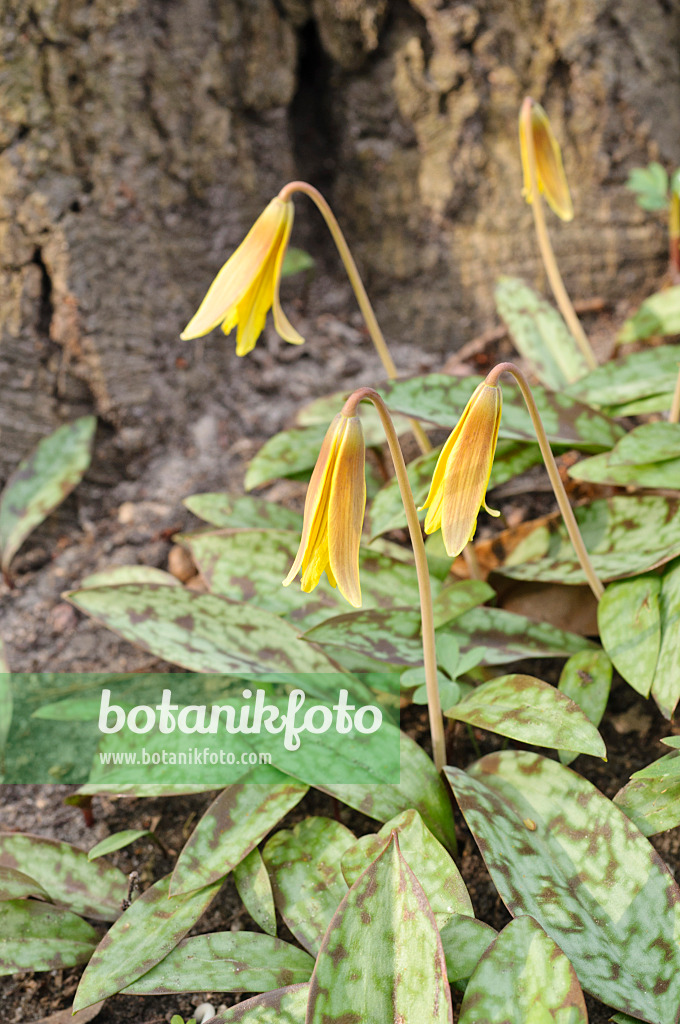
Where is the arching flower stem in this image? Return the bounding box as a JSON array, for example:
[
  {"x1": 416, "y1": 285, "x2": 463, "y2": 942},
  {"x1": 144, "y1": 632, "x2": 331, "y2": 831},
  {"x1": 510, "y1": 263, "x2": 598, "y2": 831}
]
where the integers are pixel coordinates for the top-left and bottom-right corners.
[
  {"x1": 279, "y1": 181, "x2": 432, "y2": 456},
  {"x1": 342, "y1": 387, "x2": 446, "y2": 772}
]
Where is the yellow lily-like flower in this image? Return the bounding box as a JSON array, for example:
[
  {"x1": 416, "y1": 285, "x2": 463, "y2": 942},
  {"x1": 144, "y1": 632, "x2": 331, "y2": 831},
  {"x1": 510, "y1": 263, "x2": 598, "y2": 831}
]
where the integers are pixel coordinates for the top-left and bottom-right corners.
[
  {"x1": 420, "y1": 382, "x2": 502, "y2": 557},
  {"x1": 519, "y1": 98, "x2": 574, "y2": 222},
  {"x1": 283, "y1": 411, "x2": 366, "y2": 608},
  {"x1": 180, "y1": 196, "x2": 304, "y2": 356}
]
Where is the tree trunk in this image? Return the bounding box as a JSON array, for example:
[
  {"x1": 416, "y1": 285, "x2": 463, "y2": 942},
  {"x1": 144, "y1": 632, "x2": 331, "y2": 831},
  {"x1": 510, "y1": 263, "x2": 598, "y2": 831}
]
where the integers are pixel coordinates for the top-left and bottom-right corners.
[{"x1": 1, "y1": 0, "x2": 678, "y2": 476}]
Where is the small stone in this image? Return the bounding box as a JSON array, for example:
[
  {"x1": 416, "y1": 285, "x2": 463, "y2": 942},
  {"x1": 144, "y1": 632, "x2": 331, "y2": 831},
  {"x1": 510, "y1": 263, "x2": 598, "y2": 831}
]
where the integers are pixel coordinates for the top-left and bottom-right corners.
[{"x1": 168, "y1": 545, "x2": 195, "y2": 583}]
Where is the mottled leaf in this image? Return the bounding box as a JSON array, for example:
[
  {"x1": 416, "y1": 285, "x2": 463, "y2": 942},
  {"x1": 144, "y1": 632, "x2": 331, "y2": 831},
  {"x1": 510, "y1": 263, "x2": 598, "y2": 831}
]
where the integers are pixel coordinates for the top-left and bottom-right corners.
[
  {"x1": 569, "y1": 422, "x2": 680, "y2": 489},
  {"x1": 380, "y1": 374, "x2": 623, "y2": 450},
  {"x1": 0, "y1": 832, "x2": 127, "y2": 922},
  {"x1": 171, "y1": 782, "x2": 308, "y2": 895},
  {"x1": 210, "y1": 984, "x2": 308, "y2": 1023},
  {"x1": 494, "y1": 496, "x2": 680, "y2": 585},
  {"x1": 448, "y1": 751, "x2": 680, "y2": 1023},
  {"x1": 262, "y1": 817, "x2": 354, "y2": 956},
  {"x1": 614, "y1": 776, "x2": 680, "y2": 836},
  {"x1": 610, "y1": 422, "x2": 680, "y2": 464},
  {"x1": 651, "y1": 558, "x2": 680, "y2": 718},
  {"x1": 495, "y1": 276, "x2": 590, "y2": 388},
  {"x1": 0, "y1": 639, "x2": 11, "y2": 777},
  {"x1": 184, "y1": 492, "x2": 302, "y2": 532},
  {"x1": 458, "y1": 915, "x2": 588, "y2": 1024},
  {"x1": 0, "y1": 900, "x2": 98, "y2": 975},
  {"x1": 234, "y1": 848, "x2": 277, "y2": 936},
  {"x1": 307, "y1": 834, "x2": 453, "y2": 1024},
  {"x1": 73, "y1": 874, "x2": 222, "y2": 1011},
  {"x1": 619, "y1": 286, "x2": 680, "y2": 343},
  {"x1": 71, "y1": 782, "x2": 219, "y2": 799},
  {"x1": 87, "y1": 830, "x2": 151, "y2": 861},
  {"x1": 178, "y1": 528, "x2": 423, "y2": 629},
  {"x1": 564, "y1": 345, "x2": 680, "y2": 408},
  {"x1": 65, "y1": 584, "x2": 337, "y2": 674},
  {"x1": 245, "y1": 425, "x2": 329, "y2": 491},
  {"x1": 0, "y1": 416, "x2": 96, "y2": 574},
  {"x1": 598, "y1": 576, "x2": 661, "y2": 697},
  {"x1": 121, "y1": 931, "x2": 314, "y2": 994},
  {"x1": 632, "y1": 750, "x2": 680, "y2": 782},
  {"x1": 444, "y1": 674, "x2": 606, "y2": 757},
  {"x1": 340, "y1": 809, "x2": 472, "y2": 926},
  {"x1": 79, "y1": 566, "x2": 180, "y2": 588},
  {"x1": 295, "y1": 391, "x2": 413, "y2": 443},
  {"x1": 431, "y1": 580, "x2": 495, "y2": 629},
  {"x1": 0, "y1": 865, "x2": 50, "y2": 901},
  {"x1": 438, "y1": 914, "x2": 497, "y2": 985},
  {"x1": 557, "y1": 649, "x2": 612, "y2": 765}
]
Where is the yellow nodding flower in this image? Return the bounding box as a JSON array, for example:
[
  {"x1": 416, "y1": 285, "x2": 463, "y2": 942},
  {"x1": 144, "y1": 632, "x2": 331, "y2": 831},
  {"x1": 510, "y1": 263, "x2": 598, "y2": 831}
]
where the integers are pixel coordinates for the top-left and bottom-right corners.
[
  {"x1": 180, "y1": 197, "x2": 303, "y2": 356},
  {"x1": 283, "y1": 412, "x2": 366, "y2": 608},
  {"x1": 519, "y1": 98, "x2": 574, "y2": 222},
  {"x1": 420, "y1": 382, "x2": 502, "y2": 558}
]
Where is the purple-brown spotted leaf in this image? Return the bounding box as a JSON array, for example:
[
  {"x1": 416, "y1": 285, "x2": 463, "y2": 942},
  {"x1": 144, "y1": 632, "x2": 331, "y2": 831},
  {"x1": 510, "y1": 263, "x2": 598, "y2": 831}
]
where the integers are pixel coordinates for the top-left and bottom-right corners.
[
  {"x1": 171, "y1": 782, "x2": 308, "y2": 896},
  {"x1": 0, "y1": 865, "x2": 50, "y2": 901},
  {"x1": 447, "y1": 751, "x2": 680, "y2": 1023},
  {"x1": 263, "y1": 817, "x2": 355, "y2": 956},
  {"x1": 651, "y1": 557, "x2": 680, "y2": 718},
  {"x1": 0, "y1": 638, "x2": 10, "y2": 776},
  {"x1": 438, "y1": 914, "x2": 497, "y2": 985},
  {"x1": 234, "y1": 848, "x2": 277, "y2": 936},
  {"x1": 557, "y1": 650, "x2": 612, "y2": 765},
  {"x1": 614, "y1": 775, "x2": 680, "y2": 837},
  {"x1": 65, "y1": 584, "x2": 337, "y2": 674},
  {"x1": 87, "y1": 830, "x2": 151, "y2": 861},
  {"x1": 211, "y1": 983, "x2": 308, "y2": 1023},
  {"x1": 0, "y1": 416, "x2": 96, "y2": 575},
  {"x1": 79, "y1": 566, "x2": 180, "y2": 588},
  {"x1": 0, "y1": 832, "x2": 127, "y2": 922},
  {"x1": 69, "y1": 783, "x2": 219, "y2": 799},
  {"x1": 444, "y1": 674, "x2": 606, "y2": 757},
  {"x1": 184, "y1": 492, "x2": 303, "y2": 531},
  {"x1": 73, "y1": 873, "x2": 222, "y2": 1011},
  {"x1": 458, "y1": 915, "x2": 588, "y2": 1024},
  {"x1": 306, "y1": 833, "x2": 453, "y2": 1024},
  {"x1": 0, "y1": 900, "x2": 98, "y2": 975},
  {"x1": 121, "y1": 931, "x2": 314, "y2": 994},
  {"x1": 340, "y1": 809, "x2": 472, "y2": 926},
  {"x1": 598, "y1": 576, "x2": 661, "y2": 698},
  {"x1": 564, "y1": 344, "x2": 680, "y2": 408}
]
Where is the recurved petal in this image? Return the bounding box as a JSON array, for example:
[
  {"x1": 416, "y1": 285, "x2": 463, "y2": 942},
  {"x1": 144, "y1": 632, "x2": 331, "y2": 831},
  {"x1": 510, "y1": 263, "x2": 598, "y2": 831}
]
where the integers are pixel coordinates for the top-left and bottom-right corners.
[
  {"x1": 180, "y1": 197, "x2": 289, "y2": 340},
  {"x1": 272, "y1": 201, "x2": 305, "y2": 346},
  {"x1": 328, "y1": 415, "x2": 366, "y2": 608}
]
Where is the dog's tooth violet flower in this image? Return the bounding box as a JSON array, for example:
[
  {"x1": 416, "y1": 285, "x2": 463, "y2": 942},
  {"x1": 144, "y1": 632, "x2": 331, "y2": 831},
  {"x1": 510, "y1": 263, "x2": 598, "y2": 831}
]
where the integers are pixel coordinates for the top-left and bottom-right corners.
[
  {"x1": 519, "y1": 98, "x2": 574, "y2": 222},
  {"x1": 420, "y1": 382, "x2": 502, "y2": 558},
  {"x1": 283, "y1": 412, "x2": 366, "y2": 608},
  {"x1": 180, "y1": 197, "x2": 303, "y2": 356}
]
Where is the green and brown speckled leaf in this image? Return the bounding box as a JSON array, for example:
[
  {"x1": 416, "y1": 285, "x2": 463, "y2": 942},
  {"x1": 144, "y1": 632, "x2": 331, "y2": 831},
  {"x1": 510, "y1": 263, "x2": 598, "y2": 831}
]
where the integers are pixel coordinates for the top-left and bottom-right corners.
[
  {"x1": 318, "y1": 731, "x2": 457, "y2": 852},
  {"x1": 447, "y1": 751, "x2": 680, "y2": 1023},
  {"x1": 210, "y1": 983, "x2": 308, "y2": 1023},
  {"x1": 73, "y1": 873, "x2": 223, "y2": 1011},
  {"x1": 380, "y1": 374, "x2": 623, "y2": 450},
  {"x1": 71, "y1": 783, "x2": 220, "y2": 799},
  {"x1": 368, "y1": 441, "x2": 542, "y2": 538},
  {"x1": 263, "y1": 817, "x2": 354, "y2": 956},
  {"x1": 79, "y1": 566, "x2": 180, "y2": 588},
  {"x1": 307, "y1": 833, "x2": 453, "y2": 1024},
  {"x1": 87, "y1": 830, "x2": 151, "y2": 861},
  {"x1": 444, "y1": 674, "x2": 606, "y2": 757},
  {"x1": 65, "y1": 584, "x2": 337, "y2": 674},
  {"x1": 618, "y1": 286, "x2": 680, "y2": 343},
  {"x1": 651, "y1": 558, "x2": 680, "y2": 718},
  {"x1": 234, "y1": 848, "x2": 277, "y2": 936},
  {"x1": 0, "y1": 865, "x2": 49, "y2": 901},
  {"x1": 431, "y1": 580, "x2": 495, "y2": 628},
  {"x1": 614, "y1": 775, "x2": 680, "y2": 837},
  {"x1": 178, "y1": 528, "x2": 423, "y2": 629},
  {"x1": 564, "y1": 344, "x2": 680, "y2": 408},
  {"x1": 0, "y1": 832, "x2": 127, "y2": 922},
  {"x1": 438, "y1": 914, "x2": 497, "y2": 986},
  {"x1": 458, "y1": 915, "x2": 587, "y2": 1024},
  {"x1": 171, "y1": 782, "x2": 308, "y2": 896},
  {"x1": 598, "y1": 576, "x2": 661, "y2": 698},
  {"x1": 0, "y1": 900, "x2": 98, "y2": 975},
  {"x1": 495, "y1": 276, "x2": 590, "y2": 388},
  {"x1": 245, "y1": 425, "x2": 329, "y2": 491},
  {"x1": 568, "y1": 450, "x2": 680, "y2": 489},
  {"x1": 495, "y1": 496, "x2": 680, "y2": 585},
  {"x1": 0, "y1": 416, "x2": 96, "y2": 575},
  {"x1": 121, "y1": 931, "x2": 314, "y2": 994},
  {"x1": 340, "y1": 809, "x2": 472, "y2": 927},
  {"x1": 184, "y1": 492, "x2": 302, "y2": 532},
  {"x1": 0, "y1": 639, "x2": 10, "y2": 777},
  {"x1": 557, "y1": 650, "x2": 612, "y2": 765}
]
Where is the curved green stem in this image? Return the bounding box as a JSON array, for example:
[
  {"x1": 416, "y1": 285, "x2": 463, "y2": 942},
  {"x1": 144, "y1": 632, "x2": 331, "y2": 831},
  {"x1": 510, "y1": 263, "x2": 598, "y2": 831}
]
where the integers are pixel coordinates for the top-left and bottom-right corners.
[
  {"x1": 279, "y1": 181, "x2": 431, "y2": 455},
  {"x1": 521, "y1": 100, "x2": 598, "y2": 371},
  {"x1": 485, "y1": 361, "x2": 604, "y2": 601},
  {"x1": 343, "y1": 387, "x2": 446, "y2": 771}
]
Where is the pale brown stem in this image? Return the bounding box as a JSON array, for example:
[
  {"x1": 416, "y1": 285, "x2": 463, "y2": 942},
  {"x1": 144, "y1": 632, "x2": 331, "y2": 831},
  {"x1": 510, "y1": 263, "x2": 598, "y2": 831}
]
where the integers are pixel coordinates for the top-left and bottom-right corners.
[
  {"x1": 343, "y1": 387, "x2": 446, "y2": 771},
  {"x1": 485, "y1": 362, "x2": 604, "y2": 600},
  {"x1": 669, "y1": 364, "x2": 680, "y2": 424},
  {"x1": 279, "y1": 181, "x2": 431, "y2": 455},
  {"x1": 521, "y1": 99, "x2": 598, "y2": 372}
]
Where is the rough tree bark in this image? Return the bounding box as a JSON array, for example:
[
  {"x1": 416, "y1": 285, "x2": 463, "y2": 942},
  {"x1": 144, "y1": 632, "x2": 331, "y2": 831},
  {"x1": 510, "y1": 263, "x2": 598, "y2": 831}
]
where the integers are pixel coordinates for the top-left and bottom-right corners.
[{"x1": 1, "y1": 0, "x2": 679, "y2": 477}]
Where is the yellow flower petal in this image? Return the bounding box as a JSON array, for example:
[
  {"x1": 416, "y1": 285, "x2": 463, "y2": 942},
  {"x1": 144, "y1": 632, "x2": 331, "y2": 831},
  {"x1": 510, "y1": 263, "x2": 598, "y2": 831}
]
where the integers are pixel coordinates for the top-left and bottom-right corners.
[
  {"x1": 328, "y1": 416, "x2": 365, "y2": 608},
  {"x1": 272, "y1": 202, "x2": 305, "y2": 346}
]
